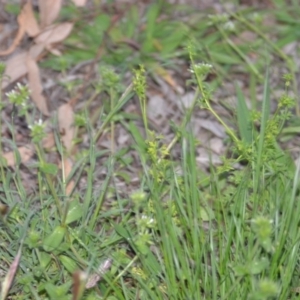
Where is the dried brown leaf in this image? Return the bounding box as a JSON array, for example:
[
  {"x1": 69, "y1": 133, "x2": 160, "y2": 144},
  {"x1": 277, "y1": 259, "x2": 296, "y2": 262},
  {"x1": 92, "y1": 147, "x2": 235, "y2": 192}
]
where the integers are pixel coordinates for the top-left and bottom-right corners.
[
  {"x1": 1, "y1": 52, "x2": 27, "y2": 89},
  {"x1": 46, "y1": 46, "x2": 62, "y2": 56},
  {"x1": 34, "y1": 22, "x2": 73, "y2": 46},
  {"x1": 154, "y1": 65, "x2": 183, "y2": 94},
  {"x1": 38, "y1": 0, "x2": 62, "y2": 28},
  {"x1": 3, "y1": 145, "x2": 34, "y2": 167},
  {"x1": 0, "y1": 2, "x2": 41, "y2": 56},
  {"x1": 28, "y1": 43, "x2": 45, "y2": 58},
  {"x1": 0, "y1": 7, "x2": 26, "y2": 56},
  {"x1": 72, "y1": 0, "x2": 87, "y2": 6},
  {"x1": 42, "y1": 132, "x2": 55, "y2": 149},
  {"x1": 26, "y1": 55, "x2": 49, "y2": 116},
  {"x1": 58, "y1": 102, "x2": 74, "y2": 152},
  {"x1": 23, "y1": 1, "x2": 40, "y2": 37},
  {"x1": 1, "y1": 45, "x2": 44, "y2": 90}
]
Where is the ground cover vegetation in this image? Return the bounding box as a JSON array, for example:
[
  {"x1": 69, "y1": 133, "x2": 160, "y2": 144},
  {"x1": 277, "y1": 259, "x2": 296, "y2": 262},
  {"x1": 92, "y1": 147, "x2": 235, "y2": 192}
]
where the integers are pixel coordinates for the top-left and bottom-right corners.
[{"x1": 1, "y1": 0, "x2": 300, "y2": 299}]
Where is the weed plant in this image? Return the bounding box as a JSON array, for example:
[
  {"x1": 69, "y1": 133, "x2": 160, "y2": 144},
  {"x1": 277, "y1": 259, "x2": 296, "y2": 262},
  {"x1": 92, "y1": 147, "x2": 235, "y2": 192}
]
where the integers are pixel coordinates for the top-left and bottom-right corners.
[
  {"x1": 1, "y1": 47, "x2": 300, "y2": 300},
  {"x1": 1, "y1": 2, "x2": 300, "y2": 299}
]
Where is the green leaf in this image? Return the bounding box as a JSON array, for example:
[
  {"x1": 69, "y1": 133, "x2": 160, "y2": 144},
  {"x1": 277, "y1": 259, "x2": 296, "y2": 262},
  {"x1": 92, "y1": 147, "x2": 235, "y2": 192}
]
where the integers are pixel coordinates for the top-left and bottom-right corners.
[
  {"x1": 146, "y1": 3, "x2": 160, "y2": 39},
  {"x1": 160, "y1": 25, "x2": 187, "y2": 54},
  {"x1": 144, "y1": 250, "x2": 161, "y2": 275},
  {"x1": 199, "y1": 205, "x2": 215, "y2": 221},
  {"x1": 43, "y1": 225, "x2": 66, "y2": 252},
  {"x1": 124, "y1": 5, "x2": 139, "y2": 38},
  {"x1": 210, "y1": 50, "x2": 241, "y2": 64},
  {"x1": 4, "y1": 4, "x2": 20, "y2": 15},
  {"x1": 142, "y1": 3, "x2": 161, "y2": 53},
  {"x1": 114, "y1": 223, "x2": 132, "y2": 240},
  {"x1": 40, "y1": 252, "x2": 52, "y2": 269},
  {"x1": 66, "y1": 199, "x2": 82, "y2": 224},
  {"x1": 256, "y1": 68, "x2": 270, "y2": 170},
  {"x1": 60, "y1": 255, "x2": 78, "y2": 273},
  {"x1": 44, "y1": 282, "x2": 71, "y2": 300},
  {"x1": 94, "y1": 14, "x2": 111, "y2": 33},
  {"x1": 0, "y1": 156, "x2": 8, "y2": 167},
  {"x1": 39, "y1": 162, "x2": 58, "y2": 175},
  {"x1": 128, "y1": 121, "x2": 146, "y2": 150}
]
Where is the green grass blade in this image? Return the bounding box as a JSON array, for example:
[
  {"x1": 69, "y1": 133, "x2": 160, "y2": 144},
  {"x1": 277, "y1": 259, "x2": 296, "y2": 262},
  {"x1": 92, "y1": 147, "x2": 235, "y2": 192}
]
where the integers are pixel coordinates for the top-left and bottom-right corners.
[
  {"x1": 255, "y1": 68, "x2": 270, "y2": 192},
  {"x1": 236, "y1": 83, "x2": 253, "y2": 145}
]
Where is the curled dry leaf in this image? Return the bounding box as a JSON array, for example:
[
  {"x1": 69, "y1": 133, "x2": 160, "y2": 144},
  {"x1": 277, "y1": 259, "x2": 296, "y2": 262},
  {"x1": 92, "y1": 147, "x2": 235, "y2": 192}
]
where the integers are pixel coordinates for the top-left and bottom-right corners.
[
  {"x1": 26, "y1": 55, "x2": 50, "y2": 116},
  {"x1": 38, "y1": 0, "x2": 62, "y2": 28},
  {"x1": 58, "y1": 102, "x2": 74, "y2": 152},
  {"x1": 35, "y1": 22, "x2": 73, "y2": 46},
  {"x1": 72, "y1": 0, "x2": 87, "y2": 6},
  {"x1": 2, "y1": 145, "x2": 34, "y2": 167}
]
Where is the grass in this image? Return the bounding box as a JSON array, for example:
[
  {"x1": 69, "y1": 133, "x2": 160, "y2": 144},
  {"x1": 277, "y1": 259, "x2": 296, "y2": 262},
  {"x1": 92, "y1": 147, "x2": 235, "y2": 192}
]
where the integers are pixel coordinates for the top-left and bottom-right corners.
[{"x1": 2, "y1": 1, "x2": 300, "y2": 299}]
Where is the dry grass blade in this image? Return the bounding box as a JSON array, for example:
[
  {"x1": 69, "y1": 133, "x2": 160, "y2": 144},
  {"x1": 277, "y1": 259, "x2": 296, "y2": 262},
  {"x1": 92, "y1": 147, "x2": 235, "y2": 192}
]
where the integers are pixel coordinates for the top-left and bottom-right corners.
[
  {"x1": 60, "y1": 157, "x2": 75, "y2": 196},
  {"x1": 58, "y1": 102, "x2": 75, "y2": 152},
  {"x1": 0, "y1": 248, "x2": 22, "y2": 300}
]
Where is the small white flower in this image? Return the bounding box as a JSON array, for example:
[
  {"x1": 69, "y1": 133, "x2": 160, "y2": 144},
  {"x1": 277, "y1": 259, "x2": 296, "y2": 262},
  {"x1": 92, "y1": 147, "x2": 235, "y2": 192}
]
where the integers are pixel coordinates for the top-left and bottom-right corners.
[
  {"x1": 6, "y1": 90, "x2": 16, "y2": 97},
  {"x1": 190, "y1": 62, "x2": 213, "y2": 77},
  {"x1": 16, "y1": 83, "x2": 23, "y2": 89},
  {"x1": 141, "y1": 214, "x2": 155, "y2": 227},
  {"x1": 223, "y1": 21, "x2": 235, "y2": 32},
  {"x1": 37, "y1": 118, "x2": 43, "y2": 126},
  {"x1": 28, "y1": 119, "x2": 44, "y2": 130},
  {"x1": 195, "y1": 62, "x2": 213, "y2": 70}
]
